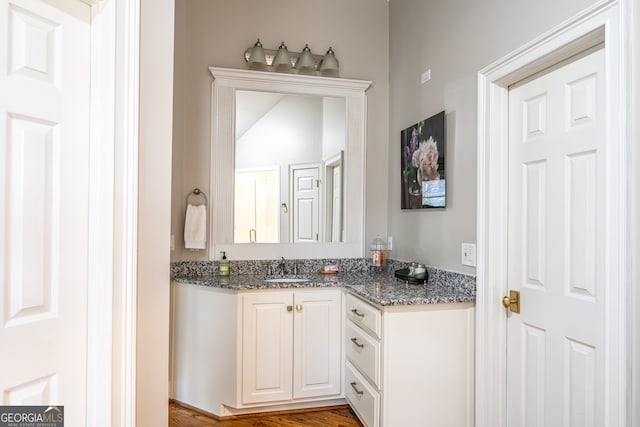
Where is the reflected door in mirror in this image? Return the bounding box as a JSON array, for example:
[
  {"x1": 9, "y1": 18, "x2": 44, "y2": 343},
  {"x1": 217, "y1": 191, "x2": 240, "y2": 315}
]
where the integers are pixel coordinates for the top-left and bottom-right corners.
[
  {"x1": 234, "y1": 168, "x2": 279, "y2": 243},
  {"x1": 291, "y1": 164, "x2": 320, "y2": 242}
]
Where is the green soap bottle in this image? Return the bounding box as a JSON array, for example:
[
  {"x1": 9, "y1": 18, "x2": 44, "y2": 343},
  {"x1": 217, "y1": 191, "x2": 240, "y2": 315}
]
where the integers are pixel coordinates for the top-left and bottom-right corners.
[{"x1": 219, "y1": 251, "x2": 230, "y2": 276}]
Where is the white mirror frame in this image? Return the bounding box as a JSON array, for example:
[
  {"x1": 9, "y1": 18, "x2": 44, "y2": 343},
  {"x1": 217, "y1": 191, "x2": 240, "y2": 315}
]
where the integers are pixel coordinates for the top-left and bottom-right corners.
[{"x1": 209, "y1": 67, "x2": 372, "y2": 260}]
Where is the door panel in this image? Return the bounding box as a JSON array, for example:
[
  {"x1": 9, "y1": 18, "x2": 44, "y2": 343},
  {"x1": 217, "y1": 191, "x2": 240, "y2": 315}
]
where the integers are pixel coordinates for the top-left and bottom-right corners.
[
  {"x1": 293, "y1": 289, "x2": 342, "y2": 399},
  {"x1": 330, "y1": 165, "x2": 342, "y2": 242},
  {"x1": 291, "y1": 165, "x2": 319, "y2": 242},
  {"x1": 234, "y1": 168, "x2": 279, "y2": 243},
  {"x1": 506, "y1": 48, "x2": 604, "y2": 427},
  {"x1": 0, "y1": 0, "x2": 90, "y2": 423},
  {"x1": 242, "y1": 292, "x2": 294, "y2": 404}
]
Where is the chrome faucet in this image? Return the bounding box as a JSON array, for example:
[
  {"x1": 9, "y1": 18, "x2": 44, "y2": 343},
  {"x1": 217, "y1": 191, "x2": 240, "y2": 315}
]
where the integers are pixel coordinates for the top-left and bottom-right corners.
[{"x1": 279, "y1": 257, "x2": 287, "y2": 275}]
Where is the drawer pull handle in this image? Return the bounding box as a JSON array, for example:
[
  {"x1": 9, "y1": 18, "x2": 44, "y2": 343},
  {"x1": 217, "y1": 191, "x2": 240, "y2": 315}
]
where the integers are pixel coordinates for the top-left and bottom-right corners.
[
  {"x1": 350, "y1": 381, "x2": 364, "y2": 396},
  {"x1": 351, "y1": 308, "x2": 365, "y2": 318},
  {"x1": 350, "y1": 337, "x2": 364, "y2": 348}
]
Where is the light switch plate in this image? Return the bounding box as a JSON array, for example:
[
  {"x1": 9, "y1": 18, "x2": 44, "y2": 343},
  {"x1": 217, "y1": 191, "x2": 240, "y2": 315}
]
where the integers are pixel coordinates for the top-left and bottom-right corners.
[
  {"x1": 461, "y1": 243, "x2": 476, "y2": 267},
  {"x1": 421, "y1": 68, "x2": 431, "y2": 84}
]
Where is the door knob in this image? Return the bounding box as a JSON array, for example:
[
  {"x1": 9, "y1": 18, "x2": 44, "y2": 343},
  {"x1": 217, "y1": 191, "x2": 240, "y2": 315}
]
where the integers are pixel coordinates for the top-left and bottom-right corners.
[{"x1": 502, "y1": 290, "x2": 520, "y2": 313}]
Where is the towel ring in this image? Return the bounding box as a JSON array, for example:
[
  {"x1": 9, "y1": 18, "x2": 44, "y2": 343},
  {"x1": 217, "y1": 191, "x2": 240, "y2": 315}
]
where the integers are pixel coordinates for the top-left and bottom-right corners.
[{"x1": 186, "y1": 188, "x2": 208, "y2": 206}]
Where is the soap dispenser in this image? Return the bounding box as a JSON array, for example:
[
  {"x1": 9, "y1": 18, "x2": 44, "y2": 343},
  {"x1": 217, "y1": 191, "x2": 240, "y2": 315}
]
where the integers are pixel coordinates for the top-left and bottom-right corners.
[{"x1": 219, "y1": 251, "x2": 230, "y2": 276}]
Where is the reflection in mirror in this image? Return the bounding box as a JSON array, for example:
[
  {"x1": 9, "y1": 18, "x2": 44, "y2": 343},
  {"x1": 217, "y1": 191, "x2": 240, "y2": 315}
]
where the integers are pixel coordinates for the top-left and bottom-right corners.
[
  {"x1": 209, "y1": 67, "x2": 370, "y2": 260},
  {"x1": 234, "y1": 91, "x2": 345, "y2": 244}
]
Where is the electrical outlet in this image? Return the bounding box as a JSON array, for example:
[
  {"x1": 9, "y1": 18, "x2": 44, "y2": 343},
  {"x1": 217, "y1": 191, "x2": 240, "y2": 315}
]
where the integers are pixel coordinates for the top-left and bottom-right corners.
[
  {"x1": 461, "y1": 243, "x2": 476, "y2": 267},
  {"x1": 387, "y1": 236, "x2": 393, "y2": 251},
  {"x1": 170, "y1": 234, "x2": 175, "y2": 251}
]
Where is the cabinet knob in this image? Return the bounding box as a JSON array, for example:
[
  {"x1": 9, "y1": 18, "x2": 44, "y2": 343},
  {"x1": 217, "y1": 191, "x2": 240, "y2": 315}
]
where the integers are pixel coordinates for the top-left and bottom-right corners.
[
  {"x1": 287, "y1": 305, "x2": 293, "y2": 312},
  {"x1": 296, "y1": 304, "x2": 302, "y2": 312}
]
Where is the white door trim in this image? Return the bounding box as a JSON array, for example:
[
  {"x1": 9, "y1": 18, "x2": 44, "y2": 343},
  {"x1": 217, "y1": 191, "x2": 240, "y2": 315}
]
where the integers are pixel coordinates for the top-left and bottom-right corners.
[
  {"x1": 85, "y1": 0, "x2": 140, "y2": 426},
  {"x1": 86, "y1": 0, "x2": 115, "y2": 424},
  {"x1": 629, "y1": 3, "x2": 640, "y2": 425},
  {"x1": 111, "y1": 0, "x2": 140, "y2": 425},
  {"x1": 475, "y1": 1, "x2": 630, "y2": 425}
]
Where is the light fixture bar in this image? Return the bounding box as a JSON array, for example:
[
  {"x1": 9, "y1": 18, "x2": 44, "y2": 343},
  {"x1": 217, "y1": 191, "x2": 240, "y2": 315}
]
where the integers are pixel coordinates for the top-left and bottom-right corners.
[
  {"x1": 243, "y1": 47, "x2": 324, "y2": 68},
  {"x1": 243, "y1": 39, "x2": 339, "y2": 76}
]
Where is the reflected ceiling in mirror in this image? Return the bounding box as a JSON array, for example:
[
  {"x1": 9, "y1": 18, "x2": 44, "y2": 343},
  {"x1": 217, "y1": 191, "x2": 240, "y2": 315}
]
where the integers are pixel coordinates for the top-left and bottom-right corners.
[
  {"x1": 209, "y1": 67, "x2": 371, "y2": 260},
  {"x1": 234, "y1": 90, "x2": 346, "y2": 245}
]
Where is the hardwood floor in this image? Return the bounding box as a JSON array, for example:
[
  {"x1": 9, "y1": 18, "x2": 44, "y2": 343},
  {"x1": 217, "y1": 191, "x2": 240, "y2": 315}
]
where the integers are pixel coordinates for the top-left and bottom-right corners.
[{"x1": 169, "y1": 401, "x2": 363, "y2": 427}]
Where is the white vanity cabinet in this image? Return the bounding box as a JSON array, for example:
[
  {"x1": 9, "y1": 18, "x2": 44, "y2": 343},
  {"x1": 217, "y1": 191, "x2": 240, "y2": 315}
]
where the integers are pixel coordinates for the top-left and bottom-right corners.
[
  {"x1": 345, "y1": 293, "x2": 475, "y2": 427},
  {"x1": 171, "y1": 283, "x2": 343, "y2": 417},
  {"x1": 242, "y1": 289, "x2": 342, "y2": 404}
]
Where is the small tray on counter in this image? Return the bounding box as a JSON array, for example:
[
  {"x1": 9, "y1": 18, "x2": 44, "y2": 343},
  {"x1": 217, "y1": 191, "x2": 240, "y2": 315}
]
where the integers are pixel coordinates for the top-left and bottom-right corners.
[{"x1": 394, "y1": 268, "x2": 428, "y2": 285}]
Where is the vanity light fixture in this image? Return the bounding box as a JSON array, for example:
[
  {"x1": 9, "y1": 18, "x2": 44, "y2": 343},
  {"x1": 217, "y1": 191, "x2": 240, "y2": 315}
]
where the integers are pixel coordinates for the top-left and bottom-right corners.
[
  {"x1": 247, "y1": 39, "x2": 267, "y2": 70},
  {"x1": 271, "y1": 42, "x2": 292, "y2": 72},
  {"x1": 244, "y1": 39, "x2": 340, "y2": 76},
  {"x1": 295, "y1": 44, "x2": 316, "y2": 74},
  {"x1": 318, "y1": 47, "x2": 339, "y2": 77}
]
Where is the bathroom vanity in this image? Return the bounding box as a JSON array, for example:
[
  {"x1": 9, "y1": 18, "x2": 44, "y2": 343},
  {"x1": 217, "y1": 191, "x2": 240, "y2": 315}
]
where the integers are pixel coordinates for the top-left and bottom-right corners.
[{"x1": 171, "y1": 268, "x2": 475, "y2": 426}]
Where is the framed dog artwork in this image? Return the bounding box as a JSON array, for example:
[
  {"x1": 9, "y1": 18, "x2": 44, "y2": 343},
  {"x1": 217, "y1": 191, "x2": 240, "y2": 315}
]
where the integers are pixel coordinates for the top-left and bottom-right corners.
[{"x1": 400, "y1": 111, "x2": 446, "y2": 209}]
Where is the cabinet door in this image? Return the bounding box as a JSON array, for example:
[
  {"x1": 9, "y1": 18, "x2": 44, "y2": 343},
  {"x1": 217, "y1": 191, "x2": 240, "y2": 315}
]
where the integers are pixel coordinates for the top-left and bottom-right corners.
[
  {"x1": 242, "y1": 292, "x2": 294, "y2": 404},
  {"x1": 293, "y1": 289, "x2": 342, "y2": 398}
]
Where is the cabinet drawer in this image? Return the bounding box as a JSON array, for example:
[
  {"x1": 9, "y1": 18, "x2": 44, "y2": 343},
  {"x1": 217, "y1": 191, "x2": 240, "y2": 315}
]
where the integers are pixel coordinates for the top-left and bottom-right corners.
[
  {"x1": 346, "y1": 293, "x2": 381, "y2": 338},
  {"x1": 346, "y1": 361, "x2": 379, "y2": 427},
  {"x1": 346, "y1": 321, "x2": 380, "y2": 388}
]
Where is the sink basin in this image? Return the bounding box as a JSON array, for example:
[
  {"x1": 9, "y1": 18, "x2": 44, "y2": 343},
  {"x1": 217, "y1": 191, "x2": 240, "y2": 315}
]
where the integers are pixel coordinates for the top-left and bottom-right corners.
[{"x1": 264, "y1": 278, "x2": 310, "y2": 283}]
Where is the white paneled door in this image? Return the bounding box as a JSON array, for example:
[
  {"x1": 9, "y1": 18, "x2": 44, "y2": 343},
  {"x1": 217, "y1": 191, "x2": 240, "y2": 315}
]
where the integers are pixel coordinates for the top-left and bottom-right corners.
[
  {"x1": 506, "y1": 47, "x2": 605, "y2": 426},
  {"x1": 291, "y1": 164, "x2": 320, "y2": 243},
  {"x1": 0, "y1": 0, "x2": 90, "y2": 424},
  {"x1": 329, "y1": 164, "x2": 342, "y2": 242}
]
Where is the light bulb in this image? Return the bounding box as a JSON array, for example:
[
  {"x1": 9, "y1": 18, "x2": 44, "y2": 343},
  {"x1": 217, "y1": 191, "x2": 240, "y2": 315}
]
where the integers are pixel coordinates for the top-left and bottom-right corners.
[
  {"x1": 272, "y1": 41, "x2": 292, "y2": 72},
  {"x1": 319, "y1": 47, "x2": 339, "y2": 76},
  {"x1": 248, "y1": 38, "x2": 267, "y2": 70},
  {"x1": 295, "y1": 44, "x2": 316, "y2": 73}
]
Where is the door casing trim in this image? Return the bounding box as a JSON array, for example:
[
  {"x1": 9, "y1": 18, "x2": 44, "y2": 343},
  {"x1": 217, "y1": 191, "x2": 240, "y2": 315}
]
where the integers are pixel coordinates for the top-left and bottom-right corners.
[
  {"x1": 475, "y1": 1, "x2": 629, "y2": 425},
  {"x1": 86, "y1": 0, "x2": 140, "y2": 425}
]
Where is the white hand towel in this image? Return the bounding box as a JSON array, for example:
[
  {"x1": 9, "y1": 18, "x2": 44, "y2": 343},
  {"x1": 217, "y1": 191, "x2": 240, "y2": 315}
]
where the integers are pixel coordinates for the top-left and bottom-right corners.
[{"x1": 184, "y1": 204, "x2": 207, "y2": 250}]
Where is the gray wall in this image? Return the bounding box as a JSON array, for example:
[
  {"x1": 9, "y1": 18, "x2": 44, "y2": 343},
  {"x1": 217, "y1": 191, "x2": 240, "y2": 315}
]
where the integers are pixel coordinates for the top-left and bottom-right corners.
[
  {"x1": 387, "y1": 0, "x2": 598, "y2": 273},
  {"x1": 172, "y1": 0, "x2": 602, "y2": 269},
  {"x1": 171, "y1": 0, "x2": 389, "y2": 261}
]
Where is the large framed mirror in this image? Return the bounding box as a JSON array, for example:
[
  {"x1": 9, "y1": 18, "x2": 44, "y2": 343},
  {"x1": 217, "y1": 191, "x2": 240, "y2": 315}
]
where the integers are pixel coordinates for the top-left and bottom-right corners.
[{"x1": 209, "y1": 67, "x2": 371, "y2": 260}]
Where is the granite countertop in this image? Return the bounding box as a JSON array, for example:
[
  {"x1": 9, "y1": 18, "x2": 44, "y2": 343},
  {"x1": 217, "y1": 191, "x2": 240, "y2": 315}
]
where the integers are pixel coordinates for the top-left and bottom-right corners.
[{"x1": 172, "y1": 271, "x2": 475, "y2": 307}]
